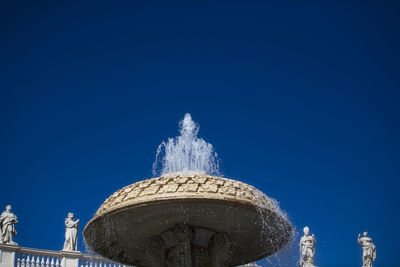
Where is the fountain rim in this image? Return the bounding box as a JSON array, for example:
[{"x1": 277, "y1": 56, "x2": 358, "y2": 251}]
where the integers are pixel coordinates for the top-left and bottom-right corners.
[
  {"x1": 83, "y1": 197, "x2": 291, "y2": 266},
  {"x1": 84, "y1": 195, "x2": 269, "y2": 232},
  {"x1": 83, "y1": 173, "x2": 293, "y2": 266},
  {"x1": 87, "y1": 172, "x2": 279, "y2": 220}
]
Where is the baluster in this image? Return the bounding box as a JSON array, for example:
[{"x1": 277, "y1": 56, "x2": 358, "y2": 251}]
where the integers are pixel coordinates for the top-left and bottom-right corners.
[
  {"x1": 32, "y1": 255, "x2": 36, "y2": 267},
  {"x1": 50, "y1": 257, "x2": 54, "y2": 267},
  {"x1": 41, "y1": 256, "x2": 45, "y2": 267},
  {"x1": 36, "y1": 255, "x2": 40, "y2": 267},
  {"x1": 21, "y1": 254, "x2": 26, "y2": 267},
  {"x1": 27, "y1": 255, "x2": 31, "y2": 267},
  {"x1": 45, "y1": 256, "x2": 50, "y2": 267},
  {"x1": 16, "y1": 253, "x2": 21, "y2": 267},
  {"x1": 55, "y1": 257, "x2": 60, "y2": 267}
]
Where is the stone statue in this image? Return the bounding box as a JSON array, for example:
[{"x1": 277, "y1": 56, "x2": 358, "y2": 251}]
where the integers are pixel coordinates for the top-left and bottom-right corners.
[
  {"x1": 300, "y1": 226, "x2": 316, "y2": 267},
  {"x1": 0, "y1": 205, "x2": 18, "y2": 245},
  {"x1": 358, "y1": 232, "x2": 376, "y2": 267},
  {"x1": 63, "y1": 212, "x2": 79, "y2": 251}
]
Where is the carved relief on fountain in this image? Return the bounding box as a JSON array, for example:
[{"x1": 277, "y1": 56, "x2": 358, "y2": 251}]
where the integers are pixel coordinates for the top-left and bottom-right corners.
[
  {"x1": 141, "y1": 224, "x2": 229, "y2": 267},
  {"x1": 96, "y1": 173, "x2": 272, "y2": 217}
]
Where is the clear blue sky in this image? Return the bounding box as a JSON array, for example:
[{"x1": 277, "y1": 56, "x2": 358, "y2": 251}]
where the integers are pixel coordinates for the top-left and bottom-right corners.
[{"x1": 1, "y1": 1, "x2": 399, "y2": 266}]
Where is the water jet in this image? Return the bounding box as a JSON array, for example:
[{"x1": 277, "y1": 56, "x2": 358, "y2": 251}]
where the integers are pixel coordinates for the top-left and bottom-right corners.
[{"x1": 84, "y1": 114, "x2": 292, "y2": 267}]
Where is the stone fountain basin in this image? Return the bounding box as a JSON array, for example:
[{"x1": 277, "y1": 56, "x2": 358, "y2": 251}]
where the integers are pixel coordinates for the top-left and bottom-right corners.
[{"x1": 84, "y1": 173, "x2": 292, "y2": 266}]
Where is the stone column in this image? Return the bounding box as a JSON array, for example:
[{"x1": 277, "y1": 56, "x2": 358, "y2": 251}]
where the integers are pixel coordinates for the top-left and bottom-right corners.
[
  {"x1": 0, "y1": 244, "x2": 18, "y2": 267},
  {"x1": 61, "y1": 250, "x2": 82, "y2": 267}
]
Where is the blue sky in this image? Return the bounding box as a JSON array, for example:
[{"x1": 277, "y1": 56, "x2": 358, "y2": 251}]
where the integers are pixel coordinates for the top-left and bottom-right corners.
[{"x1": 1, "y1": 1, "x2": 399, "y2": 266}]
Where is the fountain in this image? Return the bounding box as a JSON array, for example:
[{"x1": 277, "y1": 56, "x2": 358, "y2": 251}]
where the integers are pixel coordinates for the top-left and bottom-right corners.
[{"x1": 84, "y1": 114, "x2": 293, "y2": 267}]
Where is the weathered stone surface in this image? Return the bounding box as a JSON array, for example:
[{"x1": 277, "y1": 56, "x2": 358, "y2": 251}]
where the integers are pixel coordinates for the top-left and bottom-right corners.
[
  {"x1": 84, "y1": 172, "x2": 292, "y2": 267},
  {"x1": 94, "y1": 173, "x2": 273, "y2": 217}
]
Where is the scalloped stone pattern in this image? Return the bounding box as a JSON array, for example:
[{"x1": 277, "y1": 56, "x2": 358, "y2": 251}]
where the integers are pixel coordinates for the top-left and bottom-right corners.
[{"x1": 95, "y1": 172, "x2": 272, "y2": 217}]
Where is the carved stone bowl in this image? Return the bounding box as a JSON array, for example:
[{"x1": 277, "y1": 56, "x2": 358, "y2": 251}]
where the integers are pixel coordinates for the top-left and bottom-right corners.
[{"x1": 84, "y1": 172, "x2": 292, "y2": 267}]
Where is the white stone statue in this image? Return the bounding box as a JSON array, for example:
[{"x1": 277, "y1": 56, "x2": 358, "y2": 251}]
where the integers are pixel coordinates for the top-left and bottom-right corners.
[
  {"x1": 63, "y1": 212, "x2": 79, "y2": 251},
  {"x1": 358, "y1": 232, "x2": 376, "y2": 267},
  {"x1": 0, "y1": 205, "x2": 18, "y2": 245},
  {"x1": 300, "y1": 226, "x2": 316, "y2": 267}
]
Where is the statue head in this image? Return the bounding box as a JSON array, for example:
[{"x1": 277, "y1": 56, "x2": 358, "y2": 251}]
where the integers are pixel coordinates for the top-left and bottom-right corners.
[
  {"x1": 5, "y1": 205, "x2": 11, "y2": 211},
  {"x1": 363, "y1": 232, "x2": 368, "y2": 237},
  {"x1": 303, "y1": 226, "x2": 310, "y2": 236},
  {"x1": 68, "y1": 212, "x2": 74, "y2": 219}
]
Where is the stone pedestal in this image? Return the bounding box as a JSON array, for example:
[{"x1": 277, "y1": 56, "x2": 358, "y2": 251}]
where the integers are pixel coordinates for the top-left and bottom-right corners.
[
  {"x1": 0, "y1": 244, "x2": 18, "y2": 267},
  {"x1": 61, "y1": 250, "x2": 82, "y2": 267}
]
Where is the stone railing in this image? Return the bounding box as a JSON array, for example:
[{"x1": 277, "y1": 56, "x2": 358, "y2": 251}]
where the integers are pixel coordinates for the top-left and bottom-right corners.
[
  {"x1": 0, "y1": 243, "x2": 262, "y2": 267},
  {"x1": 0, "y1": 244, "x2": 130, "y2": 267}
]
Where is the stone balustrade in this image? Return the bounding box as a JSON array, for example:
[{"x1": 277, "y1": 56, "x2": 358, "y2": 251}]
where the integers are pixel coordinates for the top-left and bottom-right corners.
[
  {"x1": 16, "y1": 247, "x2": 61, "y2": 267},
  {"x1": 0, "y1": 244, "x2": 130, "y2": 267}
]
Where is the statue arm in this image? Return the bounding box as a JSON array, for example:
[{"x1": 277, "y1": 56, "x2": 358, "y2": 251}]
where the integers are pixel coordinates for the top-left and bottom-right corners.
[
  {"x1": 65, "y1": 219, "x2": 79, "y2": 228},
  {"x1": 299, "y1": 238, "x2": 305, "y2": 254},
  {"x1": 373, "y1": 245, "x2": 376, "y2": 261}
]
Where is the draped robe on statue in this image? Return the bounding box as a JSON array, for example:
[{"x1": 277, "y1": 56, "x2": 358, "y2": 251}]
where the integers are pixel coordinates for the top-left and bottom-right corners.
[
  {"x1": 0, "y1": 210, "x2": 17, "y2": 244},
  {"x1": 359, "y1": 236, "x2": 376, "y2": 267},
  {"x1": 300, "y1": 235, "x2": 316, "y2": 267},
  {"x1": 63, "y1": 218, "x2": 78, "y2": 251}
]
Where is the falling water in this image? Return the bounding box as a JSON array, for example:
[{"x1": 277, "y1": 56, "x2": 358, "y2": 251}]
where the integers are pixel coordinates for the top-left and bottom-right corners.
[
  {"x1": 151, "y1": 113, "x2": 296, "y2": 266},
  {"x1": 152, "y1": 113, "x2": 220, "y2": 176}
]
